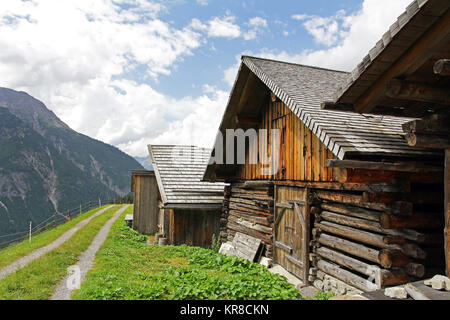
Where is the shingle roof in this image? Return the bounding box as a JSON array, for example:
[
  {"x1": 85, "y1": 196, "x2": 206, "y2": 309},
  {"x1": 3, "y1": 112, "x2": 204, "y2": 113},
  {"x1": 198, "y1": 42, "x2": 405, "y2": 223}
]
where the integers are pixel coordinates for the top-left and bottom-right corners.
[
  {"x1": 148, "y1": 145, "x2": 227, "y2": 208},
  {"x1": 242, "y1": 56, "x2": 439, "y2": 160}
]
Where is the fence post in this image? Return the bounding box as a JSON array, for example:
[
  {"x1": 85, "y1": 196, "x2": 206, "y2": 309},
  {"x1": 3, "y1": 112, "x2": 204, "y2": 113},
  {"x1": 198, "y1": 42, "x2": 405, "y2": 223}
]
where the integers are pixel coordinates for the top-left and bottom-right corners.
[
  {"x1": 99, "y1": 198, "x2": 101, "y2": 207},
  {"x1": 29, "y1": 221, "x2": 32, "y2": 244}
]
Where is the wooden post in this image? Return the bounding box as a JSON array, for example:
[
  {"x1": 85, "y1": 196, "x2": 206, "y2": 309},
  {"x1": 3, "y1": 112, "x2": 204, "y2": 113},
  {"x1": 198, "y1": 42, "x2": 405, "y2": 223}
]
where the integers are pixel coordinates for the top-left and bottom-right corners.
[{"x1": 445, "y1": 149, "x2": 450, "y2": 277}]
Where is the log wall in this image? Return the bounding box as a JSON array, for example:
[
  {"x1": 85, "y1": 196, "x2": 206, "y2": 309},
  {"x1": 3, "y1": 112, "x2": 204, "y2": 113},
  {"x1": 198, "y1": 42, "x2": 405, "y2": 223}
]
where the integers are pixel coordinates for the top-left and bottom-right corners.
[
  {"x1": 222, "y1": 183, "x2": 274, "y2": 259},
  {"x1": 309, "y1": 183, "x2": 445, "y2": 293}
]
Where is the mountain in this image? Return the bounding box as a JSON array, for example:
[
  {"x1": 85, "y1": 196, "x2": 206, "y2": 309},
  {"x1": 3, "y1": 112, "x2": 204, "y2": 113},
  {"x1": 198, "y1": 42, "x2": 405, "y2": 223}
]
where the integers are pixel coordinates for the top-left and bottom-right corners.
[
  {"x1": 134, "y1": 156, "x2": 153, "y2": 171},
  {"x1": 0, "y1": 87, "x2": 143, "y2": 241}
]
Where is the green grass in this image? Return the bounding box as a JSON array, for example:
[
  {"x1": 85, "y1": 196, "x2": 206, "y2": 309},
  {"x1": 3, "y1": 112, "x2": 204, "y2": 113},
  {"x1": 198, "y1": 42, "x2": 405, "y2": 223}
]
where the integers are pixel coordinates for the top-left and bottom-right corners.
[
  {"x1": 0, "y1": 205, "x2": 122, "y2": 300},
  {"x1": 0, "y1": 205, "x2": 112, "y2": 270},
  {"x1": 72, "y1": 209, "x2": 302, "y2": 300}
]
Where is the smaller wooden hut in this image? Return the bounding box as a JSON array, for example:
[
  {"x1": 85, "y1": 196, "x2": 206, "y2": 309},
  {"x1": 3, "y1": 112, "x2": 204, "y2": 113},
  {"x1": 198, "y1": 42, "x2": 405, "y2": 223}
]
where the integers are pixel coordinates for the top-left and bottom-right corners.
[
  {"x1": 131, "y1": 170, "x2": 159, "y2": 235},
  {"x1": 148, "y1": 145, "x2": 227, "y2": 248}
]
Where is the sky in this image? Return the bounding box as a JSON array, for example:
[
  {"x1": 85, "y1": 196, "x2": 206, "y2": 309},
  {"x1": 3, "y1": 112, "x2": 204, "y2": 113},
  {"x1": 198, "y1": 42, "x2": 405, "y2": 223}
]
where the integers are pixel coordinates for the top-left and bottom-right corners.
[{"x1": 0, "y1": 0, "x2": 413, "y2": 158}]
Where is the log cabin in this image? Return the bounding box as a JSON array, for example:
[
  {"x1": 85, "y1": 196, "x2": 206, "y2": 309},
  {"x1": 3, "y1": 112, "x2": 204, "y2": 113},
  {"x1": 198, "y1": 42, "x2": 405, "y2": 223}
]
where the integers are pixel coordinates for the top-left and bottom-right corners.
[
  {"x1": 148, "y1": 145, "x2": 227, "y2": 248},
  {"x1": 202, "y1": 2, "x2": 448, "y2": 292},
  {"x1": 322, "y1": 0, "x2": 450, "y2": 281}
]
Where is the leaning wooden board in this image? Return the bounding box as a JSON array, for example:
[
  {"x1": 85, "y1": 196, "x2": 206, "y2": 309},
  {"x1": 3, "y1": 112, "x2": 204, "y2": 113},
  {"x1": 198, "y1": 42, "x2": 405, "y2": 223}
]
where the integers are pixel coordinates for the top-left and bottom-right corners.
[{"x1": 232, "y1": 232, "x2": 263, "y2": 262}]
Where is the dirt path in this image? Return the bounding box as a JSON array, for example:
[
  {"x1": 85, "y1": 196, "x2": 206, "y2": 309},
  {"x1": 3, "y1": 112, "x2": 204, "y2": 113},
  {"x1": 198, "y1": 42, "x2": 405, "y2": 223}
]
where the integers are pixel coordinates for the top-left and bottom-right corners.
[
  {"x1": 0, "y1": 205, "x2": 115, "y2": 280},
  {"x1": 50, "y1": 205, "x2": 130, "y2": 300}
]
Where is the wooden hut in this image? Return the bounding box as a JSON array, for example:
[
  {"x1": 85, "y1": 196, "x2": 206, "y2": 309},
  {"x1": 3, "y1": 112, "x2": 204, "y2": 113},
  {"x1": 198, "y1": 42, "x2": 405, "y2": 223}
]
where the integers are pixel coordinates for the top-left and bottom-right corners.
[
  {"x1": 322, "y1": 0, "x2": 450, "y2": 279},
  {"x1": 203, "y1": 30, "x2": 447, "y2": 293},
  {"x1": 131, "y1": 170, "x2": 159, "y2": 235},
  {"x1": 149, "y1": 145, "x2": 227, "y2": 248}
]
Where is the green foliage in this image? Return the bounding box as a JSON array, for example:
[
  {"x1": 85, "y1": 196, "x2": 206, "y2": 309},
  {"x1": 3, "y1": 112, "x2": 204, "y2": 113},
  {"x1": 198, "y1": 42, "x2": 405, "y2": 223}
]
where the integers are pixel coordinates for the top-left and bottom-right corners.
[
  {"x1": 210, "y1": 234, "x2": 221, "y2": 253},
  {"x1": 73, "y1": 211, "x2": 302, "y2": 301}
]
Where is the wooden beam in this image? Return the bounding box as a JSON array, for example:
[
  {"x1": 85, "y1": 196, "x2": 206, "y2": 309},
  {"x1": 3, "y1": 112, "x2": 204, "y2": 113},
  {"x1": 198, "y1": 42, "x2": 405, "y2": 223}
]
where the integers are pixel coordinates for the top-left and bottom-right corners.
[
  {"x1": 354, "y1": 9, "x2": 450, "y2": 113},
  {"x1": 385, "y1": 79, "x2": 450, "y2": 105},
  {"x1": 327, "y1": 159, "x2": 442, "y2": 173},
  {"x1": 381, "y1": 213, "x2": 444, "y2": 230},
  {"x1": 403, "y1": 118, "x2": 450, "y2": 135},
  {"x1": 405, "y1": 133, "x2": 450, "y2": 149},
  {"x1": 434, "y1": 59, "x2": 450, "y2": 76},
  {"x1": 446, "y1": 149, "x2": 450, "y2": 277}
]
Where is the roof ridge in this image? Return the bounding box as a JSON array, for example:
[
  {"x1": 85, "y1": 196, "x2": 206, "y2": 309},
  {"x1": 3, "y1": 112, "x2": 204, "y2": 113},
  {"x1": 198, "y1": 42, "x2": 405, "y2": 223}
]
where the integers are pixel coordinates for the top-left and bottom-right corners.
[{"x1": 241, "y1": 55, "x2": 349, "y2": 74}]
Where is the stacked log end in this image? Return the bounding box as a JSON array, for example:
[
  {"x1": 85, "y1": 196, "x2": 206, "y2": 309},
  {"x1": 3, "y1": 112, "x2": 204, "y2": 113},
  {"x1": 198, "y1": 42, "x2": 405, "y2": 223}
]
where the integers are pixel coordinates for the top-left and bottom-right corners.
[
  {"x1": 310, "y1": 185, "x2": 444, "y2": 293},
  {"x1": 223, "y1": 182, "x2": 274, "y2": 259},
  {"x1": 220, "y1": 186, "x2": 232, "y2": 244}
]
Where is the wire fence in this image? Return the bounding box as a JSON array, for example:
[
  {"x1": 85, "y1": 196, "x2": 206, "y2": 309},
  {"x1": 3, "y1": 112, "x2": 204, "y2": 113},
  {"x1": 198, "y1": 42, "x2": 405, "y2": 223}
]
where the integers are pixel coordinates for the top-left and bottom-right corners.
[{"x1": 0, "y1": 198, "x2": 120, "y2": 249}]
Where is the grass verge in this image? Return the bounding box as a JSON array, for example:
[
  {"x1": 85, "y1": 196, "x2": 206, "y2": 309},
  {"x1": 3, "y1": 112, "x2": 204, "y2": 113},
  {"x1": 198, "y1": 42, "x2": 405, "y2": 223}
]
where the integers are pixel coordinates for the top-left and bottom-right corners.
[
  {"x1": 72, "y1": 209, "x2": 302, "y2": 300},
  {"x1": 0, "y1": 205, "x2": 121, "y2": 300},
  {"x1": 0, "y1": 205, "x2": 112, "y2": 270}
]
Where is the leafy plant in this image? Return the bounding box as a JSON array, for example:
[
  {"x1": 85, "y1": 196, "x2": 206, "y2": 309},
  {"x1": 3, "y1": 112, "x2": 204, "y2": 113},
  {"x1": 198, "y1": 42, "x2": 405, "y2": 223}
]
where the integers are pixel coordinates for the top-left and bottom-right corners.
[
  {"x1": 73, "y1": 212, "x2": 302, "y2": 301},
  {"x1": 210, "y1": 234, "x2": 221, "y2": 253}
]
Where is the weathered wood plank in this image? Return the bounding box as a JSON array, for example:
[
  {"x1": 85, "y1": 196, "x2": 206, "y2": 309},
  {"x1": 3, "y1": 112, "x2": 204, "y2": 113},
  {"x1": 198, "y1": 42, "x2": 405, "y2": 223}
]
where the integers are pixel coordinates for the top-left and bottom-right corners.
[
  {"x1": 316, "y1": 259, "x2": 379, "y2": 292},
  {"x1": 446, "y1": 149, "x2": 450, "y2": 277}
]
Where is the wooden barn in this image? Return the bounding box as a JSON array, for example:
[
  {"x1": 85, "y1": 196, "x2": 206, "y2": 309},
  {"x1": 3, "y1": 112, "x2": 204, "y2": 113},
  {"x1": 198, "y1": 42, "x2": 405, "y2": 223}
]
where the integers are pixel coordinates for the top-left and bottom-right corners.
[
  {"x1": 131, "y1": 170, "x2": 159, "y2": 235},
  {"x1": 323, "y1": 0, "x2": 450, "y2": 280},
  {"x1": 203, "y1": 0, "x2": 448, "y2": 294},
  {"x1": 149, "y1": 145, "x2": 227, "y2": 248}
]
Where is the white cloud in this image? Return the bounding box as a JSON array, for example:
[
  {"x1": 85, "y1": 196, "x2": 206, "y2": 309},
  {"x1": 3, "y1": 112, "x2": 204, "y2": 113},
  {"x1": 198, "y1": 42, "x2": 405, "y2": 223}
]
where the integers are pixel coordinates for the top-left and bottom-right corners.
[
  {"x1": 207, "y1": 16, "x2": 241, "y2": 38},
  {"x1": 243, "y1": 17, "x2": 268, "y2": 40},
  {"x1": 223, "y1": 0, "x2": 413, "y2": 87},
  {"x1": 248, "y1": 17, "x2": 267, "y2": 28},
  {"x1": 223, "y1": 56, "x2": 243, "y2": 86},
  {"x1": 190, "y1": 15, "x2": 267, "y2": 41},
  {"x1": 196, "y1": 0, "x2": 209, "y2": 6},
  {"x1": 0, "y1": 0, "x2": 226, "y2": 157},
  {"x1": 288, "y1": 0, "x2": 412, "y2": 70},
  {"x1": 252, "y1": 0, "x2": 412, "y2": 72},
  {"x1": 293, "y1": 10, "x2": 348, "y2": 47}
]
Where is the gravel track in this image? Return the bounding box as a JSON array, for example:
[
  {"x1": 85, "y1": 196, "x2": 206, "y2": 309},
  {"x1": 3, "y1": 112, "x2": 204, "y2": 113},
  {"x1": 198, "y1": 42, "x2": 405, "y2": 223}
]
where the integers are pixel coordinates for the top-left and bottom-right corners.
[
  {"x1": 0, "y1": 205, "x2": 114, "y2": 280},
  {"x1": 50, "y1": 205, "x2": 130, "y2": 300}
]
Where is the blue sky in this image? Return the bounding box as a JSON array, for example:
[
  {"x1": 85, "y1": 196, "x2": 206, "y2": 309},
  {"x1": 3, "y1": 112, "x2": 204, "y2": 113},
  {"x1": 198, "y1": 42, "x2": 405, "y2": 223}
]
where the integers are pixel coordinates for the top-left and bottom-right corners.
[
  {"x1": 0, "y1": 0, "x2": 412, "y2": 157},
  {"x1": 128, "y1": 0, "x2": 364, "y2": 98}
]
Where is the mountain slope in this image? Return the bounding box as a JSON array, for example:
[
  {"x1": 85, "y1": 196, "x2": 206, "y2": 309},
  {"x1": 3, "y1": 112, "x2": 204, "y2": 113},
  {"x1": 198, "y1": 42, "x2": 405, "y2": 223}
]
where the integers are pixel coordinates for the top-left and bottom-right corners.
[
  {"x1": 0, "y1": 88, "x2": 143, "y2": 240},
  {"x1": 134, "y1": 156, "x2": 153, "y2": 171}
]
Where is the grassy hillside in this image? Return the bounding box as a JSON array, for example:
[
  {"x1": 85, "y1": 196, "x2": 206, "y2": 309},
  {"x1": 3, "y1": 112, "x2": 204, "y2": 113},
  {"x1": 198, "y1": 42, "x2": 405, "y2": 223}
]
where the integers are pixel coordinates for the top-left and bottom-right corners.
[
  {"x1": 73, "y1": 209, "x2": 302, "y2": 300},
  {"x1": 0, "y1": 206, "x2": 120, "y2": 300}
]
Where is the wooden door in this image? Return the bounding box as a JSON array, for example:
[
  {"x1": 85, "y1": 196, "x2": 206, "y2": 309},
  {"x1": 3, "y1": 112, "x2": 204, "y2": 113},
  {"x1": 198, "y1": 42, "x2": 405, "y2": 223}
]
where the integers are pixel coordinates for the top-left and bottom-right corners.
[{"x1": 274, "y1": 185, "x2": 310, "y2": 282}]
